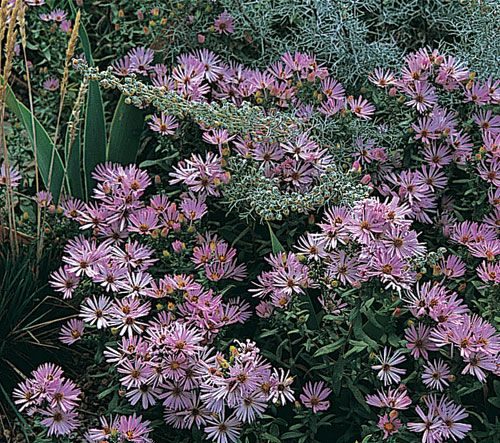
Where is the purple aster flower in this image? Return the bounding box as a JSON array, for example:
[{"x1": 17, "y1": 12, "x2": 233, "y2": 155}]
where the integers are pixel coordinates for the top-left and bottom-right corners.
[
  {"x1": 36, "y1": 190, "x2": 52, "y2": 208},
  {"x1": 377, "y1": 413, "x2": 402, "y2": 440},
  {"x1": 404, "y1": 81, "x2": 438, "y2": 113},
  {"x1": 365, "y1": 386, "x2": 412, "y2": 410},
  {"x1": 112, "y1": 55, "x2": 132, "y2": 76},
  {"x1": 461, "y1": 352, "x2": 496, "y2": 382},
  {"x1": 118, "y1": 413, "x2": 152, "y2": 443},
  {"x1": 48, "y1": 379, "x2": 81, "y2": 412},
  {"x1": 128, "y1": 46, "x2": 155, "y2": 75},
  {"x1": 12, "y1": 379, "x2": 38, "y2": 412},
  {"x1": 371, "y1": 347, "x2": 407, "y2": 386},
  {"x1": 110, "y1": 296, "x2": 150, "y2": 337},
  {"x1": 299, "y1": 381, "x2": 332, "y2": 413},
  {"x1": 405, "y1": 323, "x2": 437, "y2": 359},
  {"x1": 40, "y1": 408, "x2": 79, "y2": 436},
  {"x1": 0, "y1": 163, "x2": 21, "y2": 187},
  {"x1": 269, "y1": 368, "x2": 294, "y2": 405},
  {"x1": 214, "y1": 11, "x2": 234, "y2": 35},
  {"x1": 148, "y1": 113, "x2": 179, "y2": 135},
  {"x1": 234, "y1": 392, "x2": 267, "y2": 423},
  {"x1": 59, "y1": 319, "x2": 84, "y2": 345},
  {"x1": 407, "y1": 402, "x2": 443, "y2": 443},
  {"x1": 205, "y1": 412, "x2": 241, "y2": 443},
  {"x1": 49, "y1": 266, "x2": 80, "y2": 299},
  {"x1": 43, "y1": 77, "x2": 59, "y2": 91},
  {"x1": 48, "y1": 8, "x2": 67, "y2": 22},
  {"x1": 422, "y1": 359, "x2": 451, "y2": 392},
  {"x1": 79, "y1": 295, "x2": 113, "y2": 329},
  {"x1": 437, "y1": 397, "x2": 472, "y2": 441},
  {"x1": 87, "y1": 415, "x2": 120, "y2": 442},
  {"x1": 369, "y1": 68, "x2": 396, "y2": 88},
  {"x1": 476, "y1": 261, "x2": 500, "y2": 283},
  {"x1": 439, "y1": 255, "x2": 466, "y2": 279},
  {"x1": 347, "y1": 95, "x2": 375, "y2": 120}
]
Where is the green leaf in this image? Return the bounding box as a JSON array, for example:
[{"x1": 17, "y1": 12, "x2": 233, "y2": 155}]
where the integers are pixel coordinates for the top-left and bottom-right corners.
[
  {"x1": 267, "y1": 222, "x2": 285, "y2": 254},
  {"x1": 347, "y1": 381, "x2": 370, "y2": 412},
  {"x1": 107, "y1": 95, "x2": 144, "y2": 164},
  {"x1": 487, "y1": 397, "x2": 500, "y2": 408},
  {"x1": 69, "y1": 4, "x2": 106, "y2": 197},
  {"x1": 97, "y1": 384, "x2": 118, "y2": 399},
  {"x1": 82, "y1": 76, "x2": 106, "y2": 198},
  {"x1": 261, "y1": 433, "x2": 282, "y2": 443},
  {"x1": 314, "y1": 337, "x2": 346, "y2": 357},
  {"x1": 4, "y1": 82, "x2": 64, "y2": 201},
  {"x1": 69, "y1": 0, "x2": 94, "y2": 66},
  {"x1": 64, "y1": 127, "x2": 83, "y2": 199}
]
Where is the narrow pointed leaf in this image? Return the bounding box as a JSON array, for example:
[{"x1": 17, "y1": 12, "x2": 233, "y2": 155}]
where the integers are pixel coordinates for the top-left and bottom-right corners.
[
  {"x1": 267, "y1": 222, "x2": 285, "y2": 254},
  {"x1": 64, "y1": 127, "x2": 83, "y2": 199},
  {"x1": 68, "y1": 1, "x2": 106, "y2": 197},
  {"x1": 107, "y1": 95, "x2": 144, "y2": 164},
  {"x1": 4, "y1": 83, "x2": 64, "y2": 201}
]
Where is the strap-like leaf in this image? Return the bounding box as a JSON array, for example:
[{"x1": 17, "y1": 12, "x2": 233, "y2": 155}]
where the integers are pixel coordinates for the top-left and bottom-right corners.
[
  {"x1": 64, "y1": 127, "x2": 83, "y2": 199},
  {"x1": 267, "y1": 222, "x2": 285, "y2": 254},
  {"x1": 107, "y1": 95, "x2": 144, "y2": 164},
  {"x1": 4, "y1": 83, "x2": 64, "y2": 202},
  {"x1": 69, "y1": 1, "x2": 106, "y2": 198},
  {"x1": 83, "y1": 80, "x2": 106, "y2": 197}
]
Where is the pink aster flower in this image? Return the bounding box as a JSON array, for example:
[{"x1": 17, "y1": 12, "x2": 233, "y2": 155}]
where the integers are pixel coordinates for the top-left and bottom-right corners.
[
  {"x1": 377, "y1": 413, "x2": 402, "y2": 440},
  {"x1": 43, "y1": 77, "x2": 60, "y2": 91},
  {"x1": 405, "y1": 323, "x2": 438, "y2": 359},
  {"x1": 372, "y1": 347, "x2": 407, "y2": 386},
  {"x1": 347, "y1": 95, "x2": 375, "y2": 120},
  {"x1": 404, "y1": 81, "x2": 438, "y2": 113},
  {"x1": 40, "y1": 408, "x2": 79, "y2": 436},
  {"x1": 148, "y1": 113, "x2": 178, "y2": 135},
  {"x1": 439, "y1": 255, "x2": 466, "y2": 279},
  {"x1": 299, "y1": 381, "x2": 331, "y2": 413},
  {"x1": 59, "y1": 319, "x2": 84, "y2": 345},
  {"x1": 422, "y1": 359, "x2": 451, "y2": 392},
  {"x1": 365, "y1": 386, "x2": 412, "y2": 410},
  {"x1": 214, "y1": 11, "x2": 234, "y2": 35},
  {"x1": 49, "y1": 266, "x2": 80, "y2": 299},
  {"x1": 118, "y1": 413, "x2": 152, "y2": 443}
]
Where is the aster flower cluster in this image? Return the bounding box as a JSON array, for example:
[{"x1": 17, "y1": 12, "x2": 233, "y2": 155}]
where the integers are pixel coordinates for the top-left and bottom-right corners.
[
  {"x1": 107, "y1": 48, "x2": 374, "y2": 195},
  {"x1": 12, "y1": 364, "x2": 81, "y2": 437},
  {"x1": 86, "y1": 414, "x2": 152, "y2": 443},
  {"x1": 38, "y1": 6, "x2": 73, "y2": 33},
  {"x1": 13, "y1": 163, "x2": 298, "y2": 441},
  {"x1": 252, "y1": 196, "x2": 425, "y2": 317},
  {"x1": 103, "y1": 334, "x2": 294, "y2": 442}
]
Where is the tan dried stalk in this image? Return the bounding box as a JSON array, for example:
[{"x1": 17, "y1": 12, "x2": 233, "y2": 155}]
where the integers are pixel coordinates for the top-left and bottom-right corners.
[
  {"x1": 0, "y1": 0, "x2": 22, "y2": 252},
  {"x1": 59, "y1": 76, "x2": 88, "y2": 199},
  {"x1": 0, "y1": 0, "x2": 9, "y2": 71},
  {"x1": 52, "y1": 10, "x2": 81, "y2": 150},
  {"x1": 18, "y1": 4, "x2": 43, "y2": 250}
]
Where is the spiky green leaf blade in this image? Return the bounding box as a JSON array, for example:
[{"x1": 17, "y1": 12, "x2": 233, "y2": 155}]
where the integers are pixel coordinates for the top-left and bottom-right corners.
[
  {"x1": 107, "y1": 95, "x2": 144, "y2": 164},
  {"x1": 4, "y1": 83, "x2": 64, "y2": 201},
  {"x1": 64, "y1": 127, "x2": 83, "y2": 199}
]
